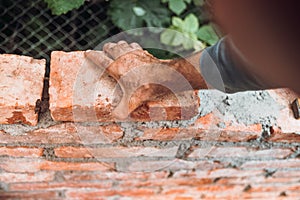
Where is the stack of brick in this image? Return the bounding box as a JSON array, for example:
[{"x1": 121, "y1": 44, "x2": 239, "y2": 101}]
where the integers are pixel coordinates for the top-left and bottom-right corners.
[{"x1": 0, "y1": 52, "x2": 300, "y2": 199}]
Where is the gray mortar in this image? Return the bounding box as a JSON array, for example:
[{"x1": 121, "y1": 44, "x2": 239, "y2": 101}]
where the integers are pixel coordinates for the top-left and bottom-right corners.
[{"x1": 198, "y1": 90, "x2": 283, "y2": 133}]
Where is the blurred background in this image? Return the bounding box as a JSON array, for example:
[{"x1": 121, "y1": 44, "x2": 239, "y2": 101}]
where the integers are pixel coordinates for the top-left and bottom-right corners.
[{"x1": 0, "y1": 0, "x2": 219, "y2": 66}]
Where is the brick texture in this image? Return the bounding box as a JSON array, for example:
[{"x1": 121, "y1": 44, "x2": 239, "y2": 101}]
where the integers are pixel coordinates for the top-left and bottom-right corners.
[
  {"x1": 49, "y1": 51, "x2": 199, "y2": 122},
  {"x1": 1, "y1": 53, "x2": 300, "y2": 199},
  {"x1": 0, "y1": 54, "x2": 45, "y2": 125}
]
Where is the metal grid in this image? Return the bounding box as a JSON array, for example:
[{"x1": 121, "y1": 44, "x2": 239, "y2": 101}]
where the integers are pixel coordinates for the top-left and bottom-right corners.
[{"x1": 0, "y1": 0, "x2": 118, "y2": 67}]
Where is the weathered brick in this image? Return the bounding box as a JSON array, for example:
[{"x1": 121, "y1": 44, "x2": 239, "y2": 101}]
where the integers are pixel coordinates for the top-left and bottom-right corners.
[
  {"x1": 188, "y1": 147, "x2": 292, "y2": 159},
  {"x1": 268, "y1": 132, "x2": 300, "y2": 143},
  {"x1": 0, "y1": 171, "x2": 55, "y2": 183},
  {"x1": 0, "y1": 191, "x2": 60, "y2": 199},
  {"x1": 40, "y1": 160, "x2": 115, "y2": 172},
  {"x1": 49, "y1": 51, "x2": 199, "y2": 122},
  {"x1": 0, "y1": 122, "x2": 123, "y2": 145},
  {"x1": 173, "y1": 169, "x2": 264, "y2": 179},
  {"x1": 118, "y1": 177, "x2": 214, "y2": 188},
  {"x1": 0, "y1": 146, "x2": 43, "y2": 157},
  {"x1": 54, "y1": 146, "x2": 178, "y2": 158},
  {"x1": 136, "y1": 122, "x2": 261, "y2": 142},
  {"x1": 118, "y1": 159, "x2": 225, "y2": 172},
  {"x1": 217, "y1": 176, "x2": 300, "y2": 185},
  {"x1": 65, "y1": 188, "x2": 158, "y2": 199},
  {"x1": 0, "y1": 158, "x2": 114, "y2": 172},
  {"x1": 0, "y1": 54, "x2": 45, "y2": 125},
  {"x1": 10, "y1": 181, "x2": 113, "y2": 191},
  {"x1": 241, "y1": 158, "x2": 300, "y2": 169},
  {"x1": 268, "y1": 89, "x2": 300, "y2": 134},
  {"x1": 273, "y1": 170, "x2": 300, "y2": 178},
  {"x1": 62, "y1": 171, "x2": 170, "y2": 182}
]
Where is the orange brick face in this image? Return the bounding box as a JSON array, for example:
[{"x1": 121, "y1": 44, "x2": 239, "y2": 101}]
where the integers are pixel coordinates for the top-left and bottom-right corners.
[
  {"x1": 49, "y1": 51, "x2": 199, "y2": 122},
  {"x1": 0, "y1": 146, "x2": 43, "y2": 157},
  {"x1": 0, "y1": 54, "x2": 45, "y2": 125}
]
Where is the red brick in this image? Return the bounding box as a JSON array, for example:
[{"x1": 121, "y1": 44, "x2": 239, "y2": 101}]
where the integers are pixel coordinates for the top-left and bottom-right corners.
[
  {"x1": 241, "y1": 158, "x2": 300, "y2": 169},
  {"x1": 273, "y1": 170, "x2": 300, "y2": 178},
  {"x1": 188, "y1": 147, "x2": 292, "y2": 159},
  {"x1": 0, "y1": 54, "x2": 45, "y2": 126},
  {"x1": 10, "y1": 181, "x2": 113, "y2": 191},
  {"x1": 62, "y1": 171, "x2": 169, "y2": 182},
  {"x1": 0, "y1": 191, "x2": 59, "y2": 199},
  {"x1": 0, "y1": 158, "x2": 114, "y2": 172},
  {"x1": 137, "y1": 122, "x2": 261, "y2": 142},
  {"x1": 49, "y1": 51, "x2": 199, "y2": 122},
  {"x1": 118, "y1": 159, "x2": 225, "y2": 172},
  {"x1": 0, "y1": 122, "x2": 123, "y2": 145},
  {"x1": 0, "y1": 146, "x2": 43, "y2": 157},
  {"x1": 118, "y1": 177, "x2": 214, "y2": 188},
  {"x1": 54, "y1": 146, "x2": 178, "y2": 158},
  {"x1": 40, "y1": 160, "x2": 115, "y2": 172},
  {"x1": 0, "y1": 171, "x2": 55, "y2": 183},
  {"x1": 173, "y1": 169, "x2": 264, "y2": 179},
  {"x1": 268, "y1": 89, "x2": 300, "y2": 134},
  {"x1": 65, "y1": 189, "x2": 115, "y2": 199},
  {"x1": 246, "y1": 183, "x2": 300, "y2": 193},
  {"x1": 268, "y1": 132, "x2": 300, "y2": 143},
  {"x1": 65, "y1": 188, "x2": 158, "y2": 199},
  {"x1": 217, "y1": 176, "x2": 300, "y2": 185}
]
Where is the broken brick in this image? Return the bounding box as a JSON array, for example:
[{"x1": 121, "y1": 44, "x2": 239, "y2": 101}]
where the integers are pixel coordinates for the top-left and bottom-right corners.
[{"x1": 0, "y1": 54, "x2": 45, "y2": 125}]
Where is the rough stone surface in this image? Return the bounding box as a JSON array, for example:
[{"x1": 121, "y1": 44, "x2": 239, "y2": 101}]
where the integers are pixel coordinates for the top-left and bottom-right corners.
[
  {"x1": 49, "y1": 51, "x2": 199, "y2": 122},
  {"x1": 0, "y1": 54, "x2": 45, "y2": 125}
]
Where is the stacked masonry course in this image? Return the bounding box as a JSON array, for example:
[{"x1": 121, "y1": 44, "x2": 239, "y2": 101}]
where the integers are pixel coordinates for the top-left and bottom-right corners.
[{"x1": 0, "y1": 52, "x2": 300, "y2": 199}]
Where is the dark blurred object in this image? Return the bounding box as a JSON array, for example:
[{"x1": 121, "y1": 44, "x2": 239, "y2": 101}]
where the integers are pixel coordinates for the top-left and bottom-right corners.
[
  {"x1": 210, "y1": 0, "x2": 300, "y2": 94},
  {"x1": 292, "y1": 98, "x2": 300, "y2": 119}
]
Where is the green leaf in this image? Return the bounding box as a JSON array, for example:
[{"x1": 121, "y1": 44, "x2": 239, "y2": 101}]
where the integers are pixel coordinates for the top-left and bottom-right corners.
[
  {"x1": 184, "y1": 0, "x2": 192, "y2": 3},
  {"x1": 108, "y1": 0, "x2": 143, "y2": 30},
  {"x1": 109, "y1": 0, "x2": 170, "y2": 31},
  {"x1": 133, "y1": 6, "x2": 146, "y2": 16},
  {"x1": 192, "y1": 0, "x2": 204, "y2": 6},
  {"x1": 172, "y1": 17, "x2": 184, "y2": 27},
  {"x1": 182, "y1": 14, "x2": 199, "y2": 33},
  {"x1": 160, "y1": 29, "x2": 183, "y2": 46},
  {"x1": 169, "y1": 0, "x2": 187, "y2": 15},
  {"x1": 181, "y1": 32, "x2": 197, "y2": 49},
  {"x1": 139, "y1": 0, "x2": 171, "y2": 27},
  {"x1": 44, "y1": 0, "x2": 85, "y2": 15},
  {"x1": 197, "y1": 24, "x2": 219, "y2": 45}
]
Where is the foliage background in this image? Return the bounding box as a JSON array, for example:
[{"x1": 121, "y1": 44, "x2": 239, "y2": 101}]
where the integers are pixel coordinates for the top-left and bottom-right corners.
[{"x1": 0, "y1": 0, "x2": 219, "y2": 61}]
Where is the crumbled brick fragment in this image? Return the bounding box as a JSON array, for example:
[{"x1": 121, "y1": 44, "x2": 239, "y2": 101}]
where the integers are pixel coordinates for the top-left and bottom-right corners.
[{"x1": 0, "y1": 54, "x2": 45, "y2": 125}]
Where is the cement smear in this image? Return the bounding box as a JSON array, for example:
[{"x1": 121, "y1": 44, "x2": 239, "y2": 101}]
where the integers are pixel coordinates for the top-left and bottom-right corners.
[{"x1": 198, "y1": 90, "x2": 283, "y2": 127}]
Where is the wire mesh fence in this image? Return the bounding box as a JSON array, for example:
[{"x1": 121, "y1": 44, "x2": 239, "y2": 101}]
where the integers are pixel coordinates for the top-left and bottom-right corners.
[{"x1": 0, "y1": 0, "x2": 119, "y2": 67}]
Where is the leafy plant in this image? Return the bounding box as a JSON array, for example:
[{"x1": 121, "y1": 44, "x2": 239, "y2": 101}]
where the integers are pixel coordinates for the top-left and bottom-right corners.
[
  {"x1": 108, "y1": 0, "x2": 171, "y2": 31},
  {"x1": 44, "y1": 0, "x2": 85, "y2": 15},
  {"x1": 44, "y1": 0, "x2": 219, "y2": 56},
  {"x1": 160, "y1": 14, "x2": 204, "y2": 50},
  {"x1": 197, "y1": 24, "x2": 219, "y2": 46},
  {"x1": 161, "y1": 0, "x2": 192, "y2": 15},
  {"x1": 160, "y1": 0, "x2": 218, "y2": 50}
]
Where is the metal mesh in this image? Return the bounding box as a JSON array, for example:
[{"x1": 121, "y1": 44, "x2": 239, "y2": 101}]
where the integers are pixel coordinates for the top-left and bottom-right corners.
[{"x1": 0, "y1": 0, "x2": 118, "y2": 67}]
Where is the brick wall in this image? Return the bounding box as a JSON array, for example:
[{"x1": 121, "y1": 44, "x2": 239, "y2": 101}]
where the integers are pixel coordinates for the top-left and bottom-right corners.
[{"x1": 1, "y1": 53, "x2": 300, "y2": 199}]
